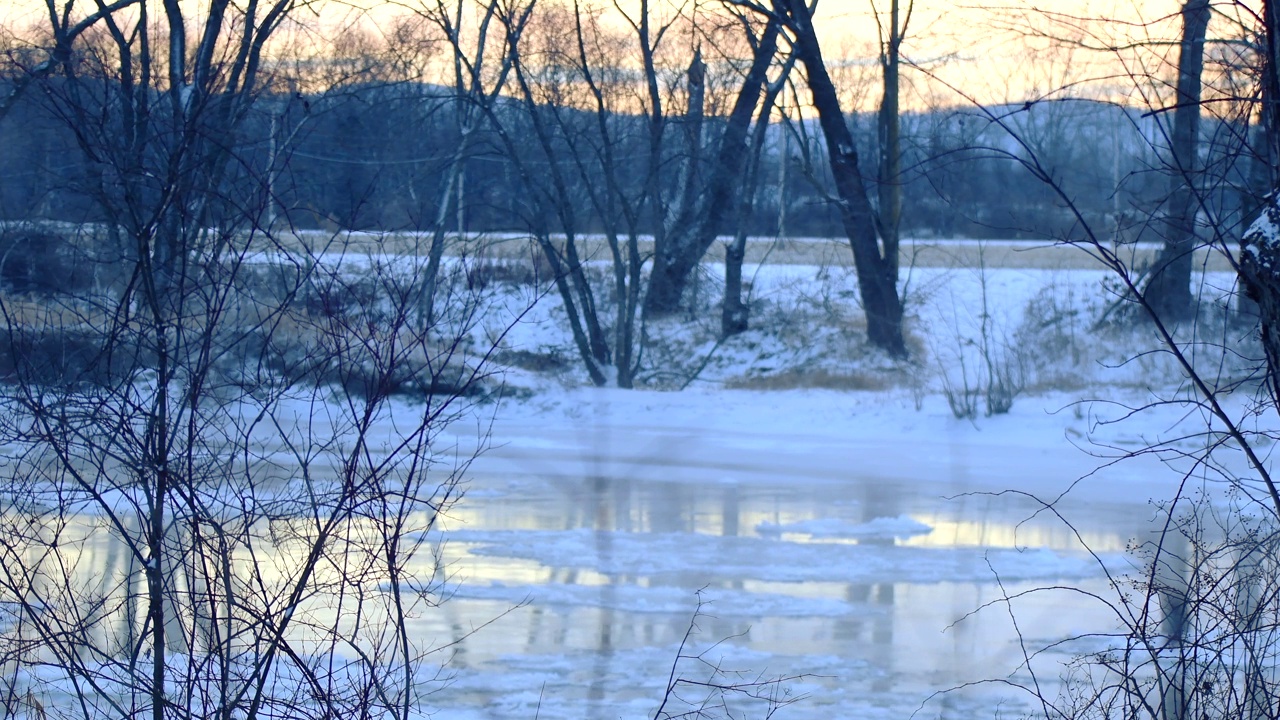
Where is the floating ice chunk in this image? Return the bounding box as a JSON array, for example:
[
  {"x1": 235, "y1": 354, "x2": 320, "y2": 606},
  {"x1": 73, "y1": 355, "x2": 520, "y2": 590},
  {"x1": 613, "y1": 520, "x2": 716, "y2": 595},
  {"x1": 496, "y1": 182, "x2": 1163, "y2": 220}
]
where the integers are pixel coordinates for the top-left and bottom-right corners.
[
  {"x1": 453, "y1": 528, "x2": 1116, "y2": 584},
  {"x1": 446, "y1": 580, "x2": 872, "y2": 617},
  {"x1": 756, "y1": 514, "x2": 933, "y2": 540}
]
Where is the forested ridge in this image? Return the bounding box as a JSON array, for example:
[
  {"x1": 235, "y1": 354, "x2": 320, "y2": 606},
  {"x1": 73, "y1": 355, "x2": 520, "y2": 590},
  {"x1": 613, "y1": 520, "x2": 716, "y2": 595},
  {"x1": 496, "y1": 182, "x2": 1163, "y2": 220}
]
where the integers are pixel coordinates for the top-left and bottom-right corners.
[{"x1": 0, "y1": 78, "x2": 1227, "y2": 243}]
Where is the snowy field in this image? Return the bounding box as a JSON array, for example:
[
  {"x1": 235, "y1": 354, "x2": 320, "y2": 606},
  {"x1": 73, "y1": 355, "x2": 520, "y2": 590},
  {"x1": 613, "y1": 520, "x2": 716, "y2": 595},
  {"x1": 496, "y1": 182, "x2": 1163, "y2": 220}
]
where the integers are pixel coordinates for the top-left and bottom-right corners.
[{"x1": 398, "y1": 245, "x2": 1264, "y2": 719}]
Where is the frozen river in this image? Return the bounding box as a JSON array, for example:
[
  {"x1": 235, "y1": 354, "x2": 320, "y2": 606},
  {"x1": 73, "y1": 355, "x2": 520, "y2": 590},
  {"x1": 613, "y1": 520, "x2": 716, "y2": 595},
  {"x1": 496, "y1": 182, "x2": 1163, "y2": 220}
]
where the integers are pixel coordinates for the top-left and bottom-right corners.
[
  {"x1": 415, "y1": 389, "x2": 1177, "y2": 719},
  {"x1": 3, "y1": 385, "x2": 1203, "y2": 719}
]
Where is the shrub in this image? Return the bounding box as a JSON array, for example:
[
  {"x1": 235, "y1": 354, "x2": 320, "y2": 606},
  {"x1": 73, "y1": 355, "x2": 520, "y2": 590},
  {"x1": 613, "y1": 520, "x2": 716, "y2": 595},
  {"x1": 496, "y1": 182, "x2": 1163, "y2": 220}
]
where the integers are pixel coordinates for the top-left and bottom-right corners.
[
  {"x1": 0, "y1": 229, "x2": 96, "y2": 296},
  {"x1": 0, "y1": 326, "x2": 143, "y2": 387}
]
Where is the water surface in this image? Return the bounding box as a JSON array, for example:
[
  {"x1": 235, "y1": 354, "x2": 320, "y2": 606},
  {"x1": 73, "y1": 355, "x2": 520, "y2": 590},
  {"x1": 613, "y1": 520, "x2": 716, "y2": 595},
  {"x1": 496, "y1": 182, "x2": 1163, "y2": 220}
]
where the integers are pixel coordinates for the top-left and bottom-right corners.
[{"x1": 416, "y1": 412, "x2": 1162, "y2": 719}]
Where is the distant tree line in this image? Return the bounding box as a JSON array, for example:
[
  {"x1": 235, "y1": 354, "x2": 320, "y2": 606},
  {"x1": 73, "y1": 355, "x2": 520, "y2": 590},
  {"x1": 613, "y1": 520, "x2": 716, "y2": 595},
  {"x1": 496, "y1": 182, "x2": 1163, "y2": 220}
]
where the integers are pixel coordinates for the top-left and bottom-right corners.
[{"x1": 0, "y1": 76, "x2": 1230, "y2": 243}]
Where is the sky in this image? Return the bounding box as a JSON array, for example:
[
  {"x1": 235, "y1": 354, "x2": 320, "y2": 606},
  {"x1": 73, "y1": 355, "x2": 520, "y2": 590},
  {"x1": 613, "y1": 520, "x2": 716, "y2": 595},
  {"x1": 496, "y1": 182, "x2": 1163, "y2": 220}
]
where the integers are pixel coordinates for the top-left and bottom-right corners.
[{"x1": 0, "y1": 1, "x2": 1230, "y2": 110}]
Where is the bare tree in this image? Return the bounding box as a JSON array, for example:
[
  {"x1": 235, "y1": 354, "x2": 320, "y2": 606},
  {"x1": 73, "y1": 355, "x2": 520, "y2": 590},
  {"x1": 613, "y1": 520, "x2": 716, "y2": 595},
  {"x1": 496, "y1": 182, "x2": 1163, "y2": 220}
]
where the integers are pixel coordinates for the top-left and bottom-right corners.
[
  {"x1": 874, "y1": 0, "x2": 911, "y2": 290},
  {"x1": 416, "y1": 0, "x2": 517, "y2": 326},
  {"x1": 482, "y1": 0, "x2": 617, "y2": 385},
  {"x1": 768, "y1": 0, "x2": 908, "y2": 357},
  {"x1": 459, "y1": 0, "x2": 786, "y2": 385},
  {"x1": 0, "y1": 0, "x2": 142, "y2": 125},
  {"x1": 1145, "y1": 0, "x2": 1212, "y2": 323},
  {"x1": 1261, "y1": 0, "x2": 1280, "y2": 184},
  {"x1": 722, "y1": 37, "x2": 795, "y2": 337},
  {"x1": 0, "y1": 2, "x2": 506, "y2": 718},
  {"x1": 642, "y1": 4, "x2": 786, "y2": 318}
]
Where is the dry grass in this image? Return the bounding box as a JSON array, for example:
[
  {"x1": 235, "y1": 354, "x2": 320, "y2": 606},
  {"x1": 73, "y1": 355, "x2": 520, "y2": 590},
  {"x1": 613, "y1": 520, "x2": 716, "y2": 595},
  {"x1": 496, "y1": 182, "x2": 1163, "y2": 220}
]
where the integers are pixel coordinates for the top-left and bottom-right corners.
[
  {"x1": 725, "y1": 368, "x2": 900, "y2": 391},
  {"x1": 493, "y1": 348, "x2": 569, "y2": 373},
  {"x1": 263, "y1": 230, "x2": 1236, "y2": 272},
  {"x1": 0, "y1": 296, "x2": 106, "y2": 329}
]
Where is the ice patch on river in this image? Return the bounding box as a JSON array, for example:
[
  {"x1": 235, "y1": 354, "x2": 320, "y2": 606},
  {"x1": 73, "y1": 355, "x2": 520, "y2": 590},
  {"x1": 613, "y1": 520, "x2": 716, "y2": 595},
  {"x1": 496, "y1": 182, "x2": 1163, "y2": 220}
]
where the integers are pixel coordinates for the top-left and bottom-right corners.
[
  {"x1": 446, "y1": 580, "x2": 869, "y2": 617},
  {"x1": 440, "y1": 527, "x2": 1123, "y2": 585},
  {"x1": 756, "y1": 514, "x2": 934, "y2": 539}
]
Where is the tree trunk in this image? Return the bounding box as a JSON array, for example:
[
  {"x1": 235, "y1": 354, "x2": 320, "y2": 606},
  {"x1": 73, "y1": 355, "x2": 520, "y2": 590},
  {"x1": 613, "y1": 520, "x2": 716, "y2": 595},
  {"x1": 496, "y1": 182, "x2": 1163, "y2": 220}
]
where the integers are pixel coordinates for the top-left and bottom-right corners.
[
  {"x1": 643, "y1": 21, "x2": 781, "y2": 317},
  {"x1": 1233, "y1": 3, "x2": 1280, "y2": 327},
  {"x1": 1145, "y1": 0, "x2": 1209, "y2": 322},
  {"x1": 668, "y1": 49, "x2": 706, "y2": 239},
  {"x1": 876, "y1": 0, "x2": 904, "y2": 282},
  {"x1": 780, "y1": 0, "x2": 907, "y2": 357},
  {"x1": 722, "y1": 239, "x2": 749, "y2": 336},
  {"x1": 723, "y1": 53, "x2": 793, "y2": 337},
  {"x1": 1264, "y1": 0, "x2": 1280, "y2": 186}
]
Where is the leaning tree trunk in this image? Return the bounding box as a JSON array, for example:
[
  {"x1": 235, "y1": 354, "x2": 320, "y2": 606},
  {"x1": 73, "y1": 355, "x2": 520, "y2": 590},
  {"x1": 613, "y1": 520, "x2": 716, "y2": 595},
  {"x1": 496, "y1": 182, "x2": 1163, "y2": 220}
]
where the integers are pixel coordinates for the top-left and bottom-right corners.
[
  {"x1": 781, "y1": 0, "x2": 907, "y2": 357},
  {"x1": 643, "y1": 22, "x2": 781, "y2": 317},
  {"x1": 1145, "y1": 0, "x2": 1210, "y2": 322}
]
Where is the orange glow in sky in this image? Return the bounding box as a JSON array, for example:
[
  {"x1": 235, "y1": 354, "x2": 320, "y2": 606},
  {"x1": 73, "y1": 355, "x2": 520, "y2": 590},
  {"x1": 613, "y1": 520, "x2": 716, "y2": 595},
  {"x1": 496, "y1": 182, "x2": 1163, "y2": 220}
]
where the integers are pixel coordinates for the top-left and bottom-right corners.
[{"x1": 0, "y1": 0, "x2": 1246, "y2": 110}]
